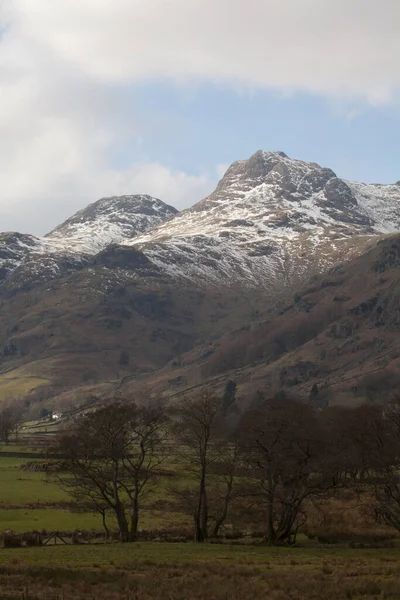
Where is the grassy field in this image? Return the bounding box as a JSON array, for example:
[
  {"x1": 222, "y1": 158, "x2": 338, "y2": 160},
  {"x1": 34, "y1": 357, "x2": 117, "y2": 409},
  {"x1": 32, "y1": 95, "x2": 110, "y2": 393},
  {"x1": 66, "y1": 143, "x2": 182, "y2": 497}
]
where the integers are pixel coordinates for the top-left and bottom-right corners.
[
  {"x1": 0, "y1": 458, "x2": 67, "y2": 504},
  {"x1": 0, "y1": 443, "x2": 400, "y2": 599},
  {"x1": 0, "y1": 376, "x2": 49, "y2": 403},
  {"x1": 0, "y1": 542, "x2": 399, "y2": 599},
  {"x1": 0, "y1": 447, "x2": 189, "y2": 534}
]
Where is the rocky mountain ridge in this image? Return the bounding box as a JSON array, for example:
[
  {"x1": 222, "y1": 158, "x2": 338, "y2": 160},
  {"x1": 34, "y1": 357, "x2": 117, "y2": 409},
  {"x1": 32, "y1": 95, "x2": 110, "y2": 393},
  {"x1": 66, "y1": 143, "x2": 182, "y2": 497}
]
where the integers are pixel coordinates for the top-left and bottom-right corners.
[
  {"x1": 1, "y1": 151, "x2": 400, "y2": 294},
  {"x1": 127, "y1": 151, "x2": 400, "y2": 289}
]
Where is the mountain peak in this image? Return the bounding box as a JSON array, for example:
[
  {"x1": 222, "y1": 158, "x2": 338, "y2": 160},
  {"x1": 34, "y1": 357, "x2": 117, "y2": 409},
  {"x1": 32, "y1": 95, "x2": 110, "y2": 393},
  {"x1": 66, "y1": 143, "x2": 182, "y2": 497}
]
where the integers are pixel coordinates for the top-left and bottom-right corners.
[
  {"x1": 1, "y1": 151, "x2": 400, "y2": 297},
  {"x1": 250, "y1": 149, "x2": 288, "y2": 159},
  {"x1": 196, "y1": 150, "x2": 338, "y2": 214},
  {"x1": 46, "y1": 194, "x2": 177, "y2": 254},
  {"x1": 48, "y1": 194, "x2": 177, "y2": 233},
  {"x1": 129, "y1": 150, "x2": 400, "y2": 288}
]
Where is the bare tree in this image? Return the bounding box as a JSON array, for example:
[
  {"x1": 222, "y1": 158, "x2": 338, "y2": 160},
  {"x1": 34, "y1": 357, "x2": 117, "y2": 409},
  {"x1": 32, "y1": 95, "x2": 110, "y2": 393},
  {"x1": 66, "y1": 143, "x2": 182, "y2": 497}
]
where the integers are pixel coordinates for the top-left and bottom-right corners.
[
  {"x1": 174, "y1": 391, "x2": 221, "y2": 542},
  {"x1": 239, "y1": 398, "x2": 337, "y2": 545},
  {"x1": 207, "y1": 437, "x2": 241, "y2": 538},
  {"x1": 344, "y1": 401, "x2": 400, "y2": 532},
  {"x1": 173, "y1": 390, "x2": 239, "y2": 542},
  {"x1": 0, "y1": 403, "x2": 25, "y2": 445},
  {"x1": 53, "y1": 401, "x2": 169, "y2": 542},
  {"x1": 69, "y1": 494, "x2": 112, "y2": 541},
  {"x1": 119, "y1": 404, "x2": 170, "y2": 540}
]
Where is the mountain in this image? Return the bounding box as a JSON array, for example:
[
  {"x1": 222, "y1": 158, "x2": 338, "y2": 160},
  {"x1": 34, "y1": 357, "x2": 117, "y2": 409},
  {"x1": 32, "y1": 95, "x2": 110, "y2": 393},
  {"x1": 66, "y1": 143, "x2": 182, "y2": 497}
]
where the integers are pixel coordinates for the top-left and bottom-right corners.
[
  {"x1": 126, "y1": 151, "x2": 400, "y2": 291},
  {"x1": 0, "y1": 150, "x2": 399, "y2": 413},
  {"x1": 47, "y1": 194, "x2": 178, "y2": 254},
  {"x1": 2, "y1": 151, "x2": 400, "y2": 295},
  {"x1": 0, "y1": 195, "x2": 177, "y2": 293}
]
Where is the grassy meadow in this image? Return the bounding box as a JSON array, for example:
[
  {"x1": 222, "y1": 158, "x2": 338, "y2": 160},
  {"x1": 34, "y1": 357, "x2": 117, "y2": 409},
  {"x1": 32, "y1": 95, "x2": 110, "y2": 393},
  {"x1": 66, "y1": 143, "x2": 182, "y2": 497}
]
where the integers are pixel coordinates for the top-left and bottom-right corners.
[
  {"x1": 0, "y1": 434, "x2": 400, "y2": 599},
  {"x1": 0, "y1": 444, "x2": 189, "y2": 534}
]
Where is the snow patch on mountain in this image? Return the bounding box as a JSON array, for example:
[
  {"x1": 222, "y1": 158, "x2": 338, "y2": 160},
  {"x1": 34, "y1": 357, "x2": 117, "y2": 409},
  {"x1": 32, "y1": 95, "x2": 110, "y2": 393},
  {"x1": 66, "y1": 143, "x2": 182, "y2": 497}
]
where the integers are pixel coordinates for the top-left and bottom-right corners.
[
  {"x1": 46, "y1": 194, "x2": 177, "y2": 254},
  {"x1": 347, "y1": 182, "x2": 400, "y2": 234}
]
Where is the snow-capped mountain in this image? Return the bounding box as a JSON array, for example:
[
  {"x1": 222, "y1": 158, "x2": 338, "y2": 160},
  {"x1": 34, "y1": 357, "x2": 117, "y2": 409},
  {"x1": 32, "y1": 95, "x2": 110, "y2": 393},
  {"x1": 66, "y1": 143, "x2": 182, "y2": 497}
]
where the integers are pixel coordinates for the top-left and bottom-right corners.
[
  {"x1": 1, "y1": 150, "x2": 400, "y2": 405},
  {"x1": 127, "y1": 151, "x2": 400, "y2": 289},
  {"x1": 1, "y1": 151, "x2": 400, "y2": 295},
  {"x1": 47, "y1": 194, "x2": 177, "y2": 254},
  {"x1": 0, "y1": 195, "x2": 177, "y2": 289}
]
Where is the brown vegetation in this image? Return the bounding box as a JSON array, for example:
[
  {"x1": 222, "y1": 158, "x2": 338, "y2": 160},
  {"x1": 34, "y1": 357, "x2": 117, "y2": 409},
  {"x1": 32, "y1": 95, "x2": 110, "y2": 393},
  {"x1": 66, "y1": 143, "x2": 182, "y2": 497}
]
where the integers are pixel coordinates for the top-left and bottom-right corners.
[
  {"x1": 132, "y1": 234, "x2": 400, "y2": 407},
  {"x1": 0, "y1": 546, "x2": 400, "y2": 600}
]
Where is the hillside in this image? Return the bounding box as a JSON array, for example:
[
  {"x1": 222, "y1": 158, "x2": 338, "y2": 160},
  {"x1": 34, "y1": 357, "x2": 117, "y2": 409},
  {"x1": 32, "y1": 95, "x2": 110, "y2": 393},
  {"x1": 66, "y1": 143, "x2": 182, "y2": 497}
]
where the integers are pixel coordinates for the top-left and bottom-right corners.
[{"x1": 133, "y1": 234, "x2": 400, "y2": 408}]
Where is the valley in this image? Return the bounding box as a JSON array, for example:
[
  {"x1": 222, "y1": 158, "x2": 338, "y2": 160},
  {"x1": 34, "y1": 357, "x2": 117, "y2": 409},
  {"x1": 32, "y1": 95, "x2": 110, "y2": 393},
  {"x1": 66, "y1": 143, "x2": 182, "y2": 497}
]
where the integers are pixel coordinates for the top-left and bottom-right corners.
[{"x1": 3, "y1": 0, "x2": 399, "y2": 595}]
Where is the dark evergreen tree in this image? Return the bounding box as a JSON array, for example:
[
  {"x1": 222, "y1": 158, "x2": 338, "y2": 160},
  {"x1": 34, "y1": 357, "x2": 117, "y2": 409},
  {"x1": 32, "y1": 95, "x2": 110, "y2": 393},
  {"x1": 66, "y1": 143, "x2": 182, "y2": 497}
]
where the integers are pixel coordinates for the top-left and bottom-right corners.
[
  {"x1": 222, "y1": 380, "x2": 237, "y2": 414},
  {"x1": 309, "y1": 383, "x2": 319, "y2": 401}
]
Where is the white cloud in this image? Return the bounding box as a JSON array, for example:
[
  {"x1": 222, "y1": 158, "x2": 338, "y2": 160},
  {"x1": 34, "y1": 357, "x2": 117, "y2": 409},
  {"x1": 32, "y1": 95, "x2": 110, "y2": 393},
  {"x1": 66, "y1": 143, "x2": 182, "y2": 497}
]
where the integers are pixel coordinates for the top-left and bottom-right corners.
[
  {"x1": 0, "y1": 0, "x2": 399, "y2": 234},
  {"x1": 109, "y1": 163, "x2": 216, "y2": 209},
  {"x1": 7, "y1": 0, "x2": 400, "y2": 103},
  {"x1": 0, "y1": 4, "x2": 219, "y2": 234},
  {"x1": 0, "y1": 150, "x2": 218, "y2": 235}
]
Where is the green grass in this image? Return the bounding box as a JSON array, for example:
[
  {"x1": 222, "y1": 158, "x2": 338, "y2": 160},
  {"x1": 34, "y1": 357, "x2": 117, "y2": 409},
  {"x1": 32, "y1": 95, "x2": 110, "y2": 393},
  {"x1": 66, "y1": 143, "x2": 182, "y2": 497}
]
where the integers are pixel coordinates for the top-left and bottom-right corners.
[
  {"x1": 0, "y1": 454, "x2": 103, "y2": 532},
  {"x1": 0, "y1": 444, "x2": 42, "y2": 454},
  {"x1": 0, "y1": 509, "x2": 102, "y2": 533},
  {"x1": 21, "y1": 420, "x2": 62, "y2": 436},
  {"x1": 0, "y1": 508, "x2": 188, "y2": 533},
  {"x1": 0, "y1": 458, "x2": 69, "y2": 505},
  {"x1": 0, "y1": 453, "x2": 190, "y2": 534},
  {"x1": 0, "y1": 445, "x2": 399, "y2": 598}
]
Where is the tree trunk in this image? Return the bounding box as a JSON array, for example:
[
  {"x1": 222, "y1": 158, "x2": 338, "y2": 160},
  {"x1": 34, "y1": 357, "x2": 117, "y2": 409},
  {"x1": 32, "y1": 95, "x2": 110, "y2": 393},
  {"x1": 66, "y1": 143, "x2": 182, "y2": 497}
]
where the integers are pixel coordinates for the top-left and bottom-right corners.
[
  {"x1": 265, "y1": 493, "x2": 276, "y2": 545},
  {"x1": 102, "y1": 512, "x2": 110, "y2": 543},
  {"x1": 194, "y1": 515, "x2": 205, "y2": 543},
  {"x1": 115, "y1": 505, "x2": 129, "y2": 543},
  {"x1": 211, "y1": 509, "x2": 227, "y2": 539},
  {"x1": 194, "y1": 472, "x2": 207, "y2": 543},
  {"x1": 211, "y1": 473, "x2": 234, "y2": 538},
  {"x1": 211, "y1": 519, "x2": 223, "y2": 539},
  {"x1": 200, "y1": 487, "x2": 208, "y2": 540},
  {"x1": 272, "y1": 501, "x2": 301, "y2": 545},
  {"x1": 129, "y1": 495, "x2": 139, "y2": 542}
]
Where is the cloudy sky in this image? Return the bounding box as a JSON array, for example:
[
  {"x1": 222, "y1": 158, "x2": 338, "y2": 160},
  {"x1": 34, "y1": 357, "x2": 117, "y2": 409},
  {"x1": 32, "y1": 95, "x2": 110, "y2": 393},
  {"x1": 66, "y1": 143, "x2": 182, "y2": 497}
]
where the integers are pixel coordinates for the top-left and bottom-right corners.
[{"x1": 1, "y1": 0, "x2": 400, "y2": 234}]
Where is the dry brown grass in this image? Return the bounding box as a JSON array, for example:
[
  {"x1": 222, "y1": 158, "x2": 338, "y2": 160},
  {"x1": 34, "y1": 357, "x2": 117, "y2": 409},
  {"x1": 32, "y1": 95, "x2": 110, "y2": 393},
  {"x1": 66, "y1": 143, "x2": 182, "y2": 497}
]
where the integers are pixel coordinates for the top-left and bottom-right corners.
[
  {"x1": 0, "y1": 544, "x2": 399, "y2": 599},
  {"x1": 303, "y1": 491, "x2": 399, "y2": 545}
]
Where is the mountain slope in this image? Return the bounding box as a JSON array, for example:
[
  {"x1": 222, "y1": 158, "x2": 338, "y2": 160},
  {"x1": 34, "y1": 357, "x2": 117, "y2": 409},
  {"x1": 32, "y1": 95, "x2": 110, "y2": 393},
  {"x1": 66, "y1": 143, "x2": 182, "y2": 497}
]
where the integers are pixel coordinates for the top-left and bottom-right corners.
[
  {"x1": 0, "y1": 248, "x2": 263, "y2": 410},
  {"x1": 134, "y1": 234, "x2": 400, "y2": 408}
]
